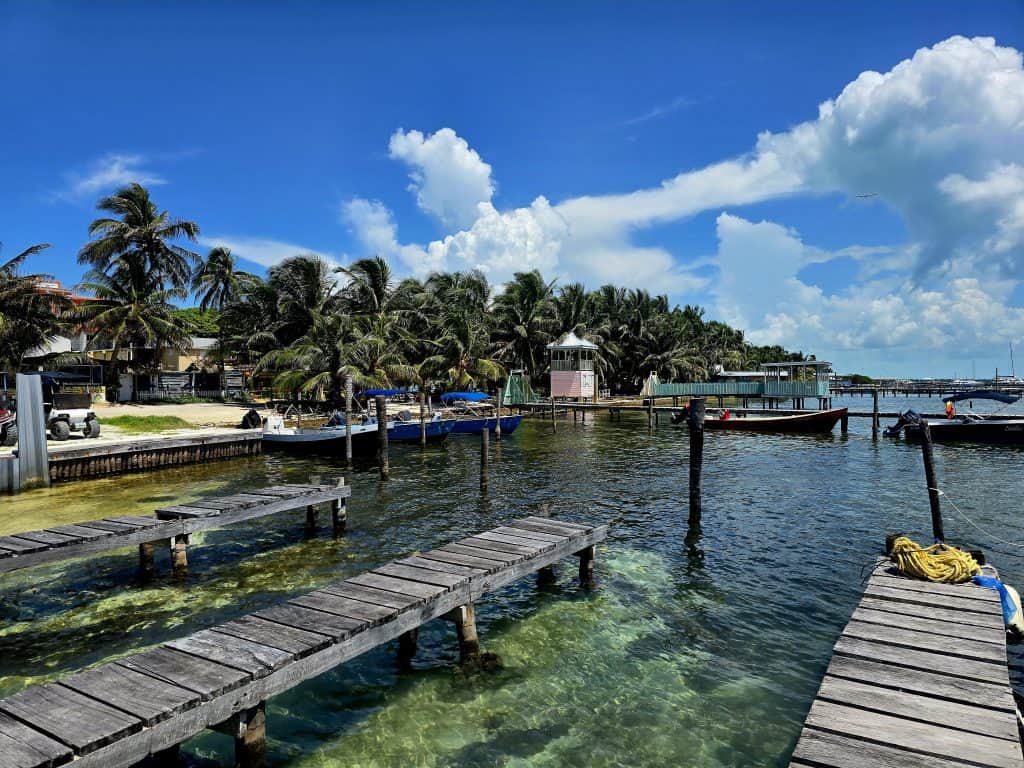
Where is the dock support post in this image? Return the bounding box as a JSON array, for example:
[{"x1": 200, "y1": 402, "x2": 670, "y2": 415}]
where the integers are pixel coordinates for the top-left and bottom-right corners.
[
  {"x1": 841, "y1": 413, "x2": 849, "y2": 434},
  {"x1": 344, "y1": 376, "x2": 353, "y2": 469},
  {"x1": 139, "y1": 541, "x2": 156, "y2": 577},
  {"x1": 687, "y1": 398, "x2": 705, "y2": 528},
  {"x1": 305, "y1": 504, "x2": 317, "y2": 535},
  {"x1": 152, "y1": 744, "x2": 180, "y2": 767},
  {"x1": 480, "y1": 426, "x2": 489, "y2": 492},
  {"x1": 171, "y1": 534, "x2": 188, "y2": 577},
  {"x1": 375, "y1": 395, "x2": 390, "y2": 481},
  {"x1": 495, "y1": 383, "x2": 503, "y2": 441},
  {"x1": 233, "y1": 702, "x2": 267, "y2": 768},
  {"x1": 648, "y1": 396, "x2": 654, "y2": 432},
  {"x1": 551, "y1": 398, "x2": 556, "y2": 433},
  {"x1": 872, "y1": 389, "x2": 880, "y2": 438},
  {"x1": 448, "y1": 603, "x2": 481, "y2": 664},
  {"x1": 919, "y1": 421, "x2": 945, "y2": 542},
  {"x1": 397, "y1": 628, "x2": 418, "y2": 666},
  {"x1": 331, "y1": 478, "x2": 347, "y2": 534},
  {"x1": 419, "y1": 389, "x2": 427, "y2": 449},
  {"x1": 577, "y1": 545, "x2": 595, "y2": 587},
  {"x1": 537, "y1": 564, "x2": 556, "y2": 585}
]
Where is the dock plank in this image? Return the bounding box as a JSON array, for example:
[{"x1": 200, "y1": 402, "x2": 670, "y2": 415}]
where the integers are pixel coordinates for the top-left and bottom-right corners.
[
  {"x1": 0, "y1": 684, "x2": 143, "y2": 755},
  {"x1": 60, "y1": 664, "x2": 200, "y2": 727},
  {"x1": 418, "y1": 548, "x2": 507, "y2": 572},
  {"x1": 789, "y1": 559, "x2": 1022, "y2": 768},
  {"x1": 0, "y1": 712, "x2": 72, "y2": 768},
  {"x1": 44, "y1": 525, "x2": 114, "y2": 542},
  {"x1": 0, "y1": 517, "x2": 609, "y2": 768},
  {"x1": 439, "y1": 543, "x2": 521, "y2": 564}
]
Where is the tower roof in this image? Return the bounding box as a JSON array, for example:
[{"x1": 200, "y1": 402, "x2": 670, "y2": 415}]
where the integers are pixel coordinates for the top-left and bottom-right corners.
[{"x1": 547, "y1": 331, "x2": 599, "y2": 350}]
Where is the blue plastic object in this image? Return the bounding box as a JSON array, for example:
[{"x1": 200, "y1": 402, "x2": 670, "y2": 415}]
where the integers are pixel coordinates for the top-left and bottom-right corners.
[
  {"x1": 972, "y1": 575, "x2": 1017, "y2": 625},
  {"x1": 440, "y1": 392, "x2": 489, "y2": 402}
]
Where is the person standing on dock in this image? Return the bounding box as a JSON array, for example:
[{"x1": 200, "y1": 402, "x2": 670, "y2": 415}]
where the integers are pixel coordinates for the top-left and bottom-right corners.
[{"x1": 945, "y1": 400, "x2": 955, "y2": 419}]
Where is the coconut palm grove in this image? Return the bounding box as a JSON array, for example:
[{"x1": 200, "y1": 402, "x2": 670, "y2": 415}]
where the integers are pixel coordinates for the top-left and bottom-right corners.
[{"x1": 1, "y1": 183, "x2": 804, "y2": 399}]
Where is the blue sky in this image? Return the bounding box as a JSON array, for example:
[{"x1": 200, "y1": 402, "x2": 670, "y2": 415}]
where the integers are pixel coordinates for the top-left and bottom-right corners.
[{"x1": 2, "y1": 1, "x2": 1023, "y2": 377}]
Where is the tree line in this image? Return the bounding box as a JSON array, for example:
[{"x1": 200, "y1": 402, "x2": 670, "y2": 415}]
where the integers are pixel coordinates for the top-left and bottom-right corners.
[{"x1": 1, "y1": 183, "x2": 806, "y2": 399}]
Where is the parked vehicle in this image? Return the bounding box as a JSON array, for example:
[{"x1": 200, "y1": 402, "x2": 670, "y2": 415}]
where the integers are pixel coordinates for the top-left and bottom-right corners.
[
  {"x1": 0, "y1": 403, "x2": 16, "y2": 446},
  {"x1": 31, "y1": 372, "x2": 101, "y2": 441}
]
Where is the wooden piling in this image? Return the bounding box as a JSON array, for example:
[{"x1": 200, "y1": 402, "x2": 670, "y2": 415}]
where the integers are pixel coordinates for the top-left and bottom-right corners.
[
  {"x1": 872, "y1": 388, "x2": 880, "y2": 438},
  {"x1": 419, "y1": 389, "x2": 427, "y2": 449},
  {"x1": 537, "y1": 564, "x2": 556, "y2": 585},
  {"x1": 495, "y1": 383, "x2": 503, "y2": 441},
  {"x1": 397, "y1": 628, "x2": 418, "y2": 665},
  {"x1": 450, "y1": 603, "x2": 481, "y2": 664},
  {"x1": 480, "y1": 426, "x2": 489, "y2": 491},
  {"x1": 551, "y1": 397, "x2": 556, "y2": 433},
  {"x1": 687, "y1": 397, "x2": 706, "y2": 528},
  {"x1": 919, "y1": 420, "x2": 945, "y2": 541},
  {"x1": 840, "y1": 413, "x2": 849, "y2": 434},
  {"x1": 331, "y1": 478, "x2": 347, "y2": 534},
  {"x1": 305, "y1": 504, "x2": 317, "y2": 535},
  {"x1": 138, "y1": 541, "x2": 156, "y2": 578},
  {"x1": 233, "y1": 702, "x2": 267, "y2": 768},
  {"x1": 171, "y1": 534, "x2": 188, "y2": 577},
  {"x1": 647, "y1": 396, "x2": 654, "y2": 431},
  {"x1": 578, "y1": 545, "x2": 595, "y2": 586},
  {"x1": 375, "y1": 395, "x2": 390, "y2": 481},
  {"x1": 345, "y1": 376, "x2": 353, "y2": 467}
]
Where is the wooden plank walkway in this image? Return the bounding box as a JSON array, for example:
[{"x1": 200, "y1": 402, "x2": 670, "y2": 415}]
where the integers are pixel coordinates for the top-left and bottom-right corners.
[
  {"x1": 0, "y1": 482, "x2": 350, "y2": 576},
  {"x1": 789, "y1": 559, "x2": 1023, "y2": 768},
  {"x1": 0, "y1": 515, "x2": 607, "y2": 768}
]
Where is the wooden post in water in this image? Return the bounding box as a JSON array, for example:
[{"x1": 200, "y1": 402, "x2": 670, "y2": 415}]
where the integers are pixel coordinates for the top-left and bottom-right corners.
[
  {"x1": 171, "y1": 534, "x2": 188, "y2": 577},
  {"x1": 480, "y1": 426, "x2": 489, "y2": 491},
  {"x1": 495, "y1": 381, "x2": 503, "y2": 441},
  {"x1": 139, "y1": 541, "x2": 156, "y2": 578},
  {"x1": 233, "y1": 702, "x2": 267, "y2": 768},
  {"x1": 344, "y1": 376, "x2": 353, "y2": 468},
  {"x1": 305, "y1": 503, "x2": 317, "y2": 535},
  {"x1": 550, "y1": 396, "x2": 556, "y2": 433},
  {"x1": 448, "y1": 603, "x2": 481, "y2": 664},
  {"x1": 375, "y1": 395, "x2": 390, "y2": 481},
  {"x1": 419, "y1": 388, "x2": 427, "y2": 449},
  {"x1": 331, "y1": 477, "x2": 347, "y2": 534},
  {"x1": 397, "y1": 628, "x2": 418, "y2": 666},
  {"x1": 919, "y1": 420, "x2": 945, "y2": 542},
  {"x1": 648, "y1": 396, "x2": 654, "y2": 431},
  {"x1": 687, "y1": 397, "x2": 706, "y2": 528},
  {"x1": 841, "y1": 412, "x2": 849, "y2": 434},
  {"x1": 578, "y1": 544, "x2": 596, "y2": 586},
  {"x1": 872, "y1": 388, "x2": 880, "y2": 438}
]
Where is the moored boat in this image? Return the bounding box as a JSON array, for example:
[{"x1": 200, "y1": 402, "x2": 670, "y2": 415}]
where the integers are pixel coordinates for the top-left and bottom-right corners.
[
  {"x1": 439, "y1": 391, "x2": 523, "y2": 435},
  {"x1": 261, "y1": 413, "x2": 379, "y2": 454},
  {"x1": 885, "y1": 390, "x2": 1024, "y2": 445},
  {"x1": 387, "y1": 413, "x2": 456, "y2": 442},
  {"x1": 450, "y1": 414, "x2": 524, "y2": 434},
  {"x1": 675, "y1": 407, "x2": 847, "y2": 433}
]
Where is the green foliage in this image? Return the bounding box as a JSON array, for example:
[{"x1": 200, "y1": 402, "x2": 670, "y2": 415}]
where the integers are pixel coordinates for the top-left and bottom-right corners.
[
  {"x1": 0, "y1": 243, "x2": 73, "y2": 370},
  {"x1": 849, "y1": 373, "x2": 874, "y2": 384},
  {"x1": 102, "y1": 415, "x2": 194, "y2": 432},
  {"x1": 174, "y1": 307, "x2": 220, "y2": 336}
]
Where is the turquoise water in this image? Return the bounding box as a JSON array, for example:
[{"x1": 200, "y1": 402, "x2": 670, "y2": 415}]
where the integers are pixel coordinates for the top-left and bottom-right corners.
[{"x1": 1, "y1": 395, "x2": 1022, "y2": 766}]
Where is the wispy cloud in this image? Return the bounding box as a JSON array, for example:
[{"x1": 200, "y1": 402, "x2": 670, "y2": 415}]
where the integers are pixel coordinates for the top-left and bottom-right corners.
[
  {"x1": 55, "y1": 153, "x2": 166, "y2": 202},
  {"x1": 622, "y1": 95, "x2": 695, "y2": 126},
  {"x1": 198, "y1": 235, "x2": 335, "y2": 269}
]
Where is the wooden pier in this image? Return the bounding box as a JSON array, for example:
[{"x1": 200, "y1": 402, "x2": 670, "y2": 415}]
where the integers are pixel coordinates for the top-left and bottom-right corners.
[
  {"x1": 0, "y1": 482, "x2": 349, "y2": 577},
  {"x1": 42, "y1": 430, "x2": 263, "y2": 484},
  {"x1": 0, "y1": 516, "x2": 607, "y2": 768},
  {"x1": 789, "y1": 558, "x2": 1022, "y2": 768}
]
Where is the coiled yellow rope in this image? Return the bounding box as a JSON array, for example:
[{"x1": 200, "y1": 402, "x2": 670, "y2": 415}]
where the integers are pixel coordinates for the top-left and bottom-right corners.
[{"x1": 890, "y1": 536, "x2": 981, "y2": 584}]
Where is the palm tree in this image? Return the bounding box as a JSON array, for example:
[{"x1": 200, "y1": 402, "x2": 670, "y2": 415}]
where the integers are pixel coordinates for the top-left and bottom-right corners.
[
  {"x1": 268, "y1": 254, "x2": 340, "y2": 346},
  {"x1": 77, "y1": 267, "x2": 191, "y2": 394},
  {"x1": 0, "y1": 243, "x2": 72, "y2": 371},
  {"x1": 78, "y1": 183, "x2": 199, "y2": 290},
  {"x1": 492, "y1": 270, "x2": 558, "y2": 381},
  {"x1": 421, "y1": 309, "x2": 505, "y2": 389},
  {"x1": 192, "y1": 246, "x2": 252, "y2": 380}
]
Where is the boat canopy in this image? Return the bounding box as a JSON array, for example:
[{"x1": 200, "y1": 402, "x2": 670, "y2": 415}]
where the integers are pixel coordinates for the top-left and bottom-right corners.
[
  {"x1": 362, "y1": 388, "x2": 410, "y2": 397},
  {"x1": 942, "y1": 389, "x2": 1020, "y2": 405},
  {"x1": 440, "y1": 392, "x2": 489, "y2": 402}
]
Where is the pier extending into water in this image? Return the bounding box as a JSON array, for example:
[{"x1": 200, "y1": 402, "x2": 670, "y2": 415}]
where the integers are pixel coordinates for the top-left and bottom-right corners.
[
  {"x1": 0, "y1": 516, "x2": 607, "y2": 768},
  {"x1": 0, "y1": 482, "x2": 349, "y2": 577},
  {"x1": 789, "y1": 557, "x2": 1022, "y2": 768}
]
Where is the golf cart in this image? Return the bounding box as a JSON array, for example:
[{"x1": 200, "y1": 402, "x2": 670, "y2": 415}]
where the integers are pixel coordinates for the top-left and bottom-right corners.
[{"x1": 36, "y1": 372, "x2": 101, "y2": 441}]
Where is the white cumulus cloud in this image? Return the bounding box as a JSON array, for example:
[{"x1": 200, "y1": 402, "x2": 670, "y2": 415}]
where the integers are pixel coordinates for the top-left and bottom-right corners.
[
  {"x1": 57, "y1": 153, "x2": 166, "y2": 201},
  {"x1": 198, "y1": 236, "x2": 334, "y2": 269},
  {"x1": 388, "y1": 127, "x2": 495, "y2": 229}
]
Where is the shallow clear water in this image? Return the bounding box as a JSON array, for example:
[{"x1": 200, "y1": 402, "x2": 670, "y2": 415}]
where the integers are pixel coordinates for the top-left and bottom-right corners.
[{"x1": 1, "y1": 394, "x2": 1023, "y2": 767}]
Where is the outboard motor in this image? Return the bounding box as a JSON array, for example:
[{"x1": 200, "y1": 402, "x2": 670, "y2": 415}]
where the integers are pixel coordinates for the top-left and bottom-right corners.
[
  {"x1": 883, "y1": 408, "x2": 920, "y2": 437},
  {"x1": 240, "y1": 408, "x2": 263, "y2": 430}
]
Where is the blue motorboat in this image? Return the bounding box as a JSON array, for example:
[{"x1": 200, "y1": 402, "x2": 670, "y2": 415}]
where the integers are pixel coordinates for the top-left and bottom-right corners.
[
  {"x1": 439, "y1": 392, "x2": 522, "y2": 435},
  {"x1": 450, "y1": 414, "x2": 523, "y2": 434},
  {"x1": 387, "y1": 413, "x2": 456, "y2": 442}
]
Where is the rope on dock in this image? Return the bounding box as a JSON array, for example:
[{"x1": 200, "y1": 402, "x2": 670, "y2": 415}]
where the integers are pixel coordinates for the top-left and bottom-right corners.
[{"x1": 889, "y1": 535, "x2": 980, "y2": 583}]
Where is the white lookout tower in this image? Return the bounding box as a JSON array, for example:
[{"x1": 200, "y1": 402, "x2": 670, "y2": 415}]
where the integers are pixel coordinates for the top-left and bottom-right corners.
[{"x1": 547, "y1": 331, "x2": 598, "y2": 401}]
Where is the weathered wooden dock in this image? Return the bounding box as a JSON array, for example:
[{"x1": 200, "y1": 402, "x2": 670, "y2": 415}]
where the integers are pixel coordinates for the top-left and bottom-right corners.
[
  {"x1": 789, "y1": 558, "x2": 1023, "y2": 768},
  {"x1": 0, "y1": 515, "x2": 607, "y2": 768},
  {"x1": 0, "y1": 482, "x2": 349, "y2": 577},
  {"x1": 43, "y1": 430, "x2": 263, "y2": 483}
]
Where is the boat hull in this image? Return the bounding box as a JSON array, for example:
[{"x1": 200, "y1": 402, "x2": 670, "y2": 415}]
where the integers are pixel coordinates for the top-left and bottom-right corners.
[
  {"x1": 262, "y1": 426, "x2": 378, "y2": 455},
  {"x1": 388, "y1": 419, "x2": 456, "y2": 442},
  {"x1": 905, "y1": 419, "x2": 1024, "y2": 445},
  {"x1": 450, "y1": 415, "x2": 523, "y2": 435},
  {"x1": 701, "y1": 407, "x2": 847, "y2": 433}
]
